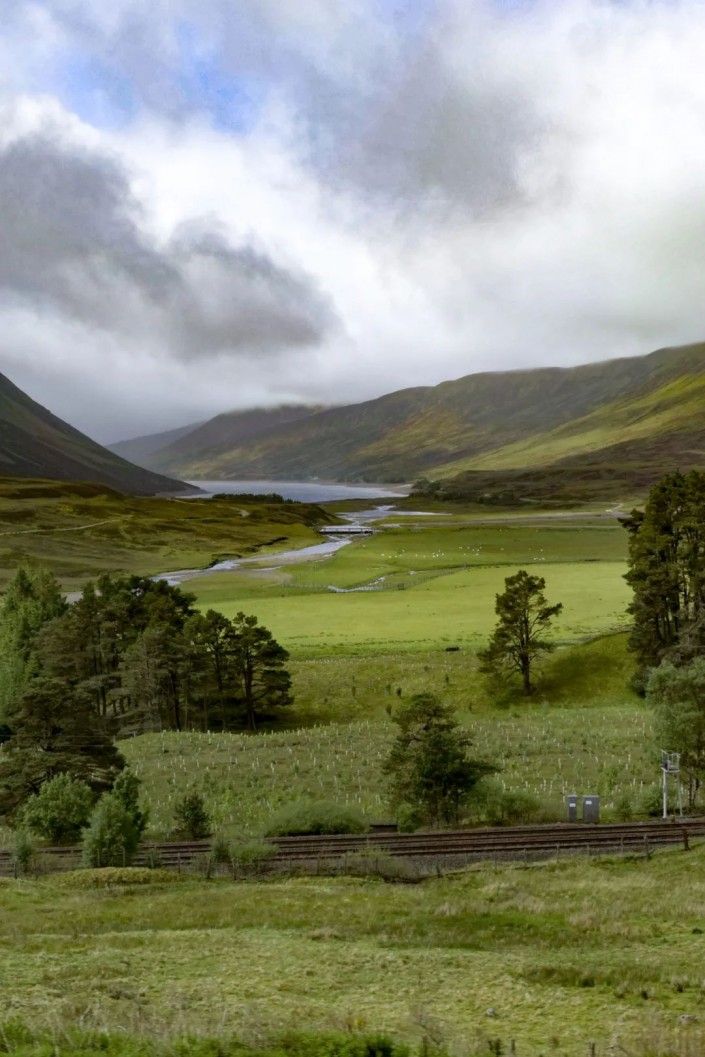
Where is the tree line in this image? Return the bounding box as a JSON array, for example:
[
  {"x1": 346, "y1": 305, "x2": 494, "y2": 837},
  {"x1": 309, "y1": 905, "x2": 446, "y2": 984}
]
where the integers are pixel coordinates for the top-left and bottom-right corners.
[
  {"x1": 0, "y1": 569, "x2": 291, "y2": 816},
  {"x1": 624, "y1": 470, "x2": 705, "y2": 809}
]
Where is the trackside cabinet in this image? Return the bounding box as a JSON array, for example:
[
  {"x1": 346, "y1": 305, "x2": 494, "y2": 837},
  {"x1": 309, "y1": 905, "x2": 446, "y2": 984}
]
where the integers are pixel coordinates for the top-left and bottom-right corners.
[
  {"x1": 565, "y1": 795, "x2": 579, "y2": 822},
  {"x1": 582, "y1": 795, "x2": 600, "y2": 824}
]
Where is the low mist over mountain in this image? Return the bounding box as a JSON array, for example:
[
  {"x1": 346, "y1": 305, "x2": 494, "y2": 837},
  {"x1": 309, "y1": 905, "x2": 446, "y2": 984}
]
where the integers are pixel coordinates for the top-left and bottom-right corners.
[
  {"x1": 0, "y1": 371, "x2": 191, "y2": 495},
  {"x1": 121, "y1": 343, "x2": 705, "y2": 497},
  {"x1": 111, "y1": 406, "x2": 324, "y2": 475}
]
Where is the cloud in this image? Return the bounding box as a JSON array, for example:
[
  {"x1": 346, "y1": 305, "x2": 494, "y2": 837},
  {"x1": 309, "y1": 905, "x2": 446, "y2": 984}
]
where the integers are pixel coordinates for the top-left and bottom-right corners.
[
  {"x1": 0, "y1": 121, "x2": 336, "y2": 364},
  {"x1": 2, "y1": 1, "x2": 705, "y2": 445}
]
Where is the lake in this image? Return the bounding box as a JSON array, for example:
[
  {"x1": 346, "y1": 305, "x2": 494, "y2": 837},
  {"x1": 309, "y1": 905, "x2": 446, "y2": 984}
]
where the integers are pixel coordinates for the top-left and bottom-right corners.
[{"x1": 187, "y1": 480, "x2": 409, "y2": 502}]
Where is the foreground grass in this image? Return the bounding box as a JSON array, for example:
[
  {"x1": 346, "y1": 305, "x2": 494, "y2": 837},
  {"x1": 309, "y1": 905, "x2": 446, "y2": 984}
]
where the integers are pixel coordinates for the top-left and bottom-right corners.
[{"x1": 1, "y1": 850, "x2": 705, "y2": 1055}]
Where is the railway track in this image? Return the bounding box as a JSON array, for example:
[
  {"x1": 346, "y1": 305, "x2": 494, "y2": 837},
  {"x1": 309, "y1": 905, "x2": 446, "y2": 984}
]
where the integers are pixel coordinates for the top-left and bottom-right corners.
[{"x1": 1, "y1": 818, "x2": 703, "y2": 876}]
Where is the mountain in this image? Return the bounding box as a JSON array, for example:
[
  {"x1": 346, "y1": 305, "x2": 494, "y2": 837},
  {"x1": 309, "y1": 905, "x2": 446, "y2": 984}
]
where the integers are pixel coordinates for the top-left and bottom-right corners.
[
  {"x1": 0, "y1": 370, "x2": 192, "y2": 495},
  {"x1": 130, "y1": 342, "x2": 705, "y2": 497},
  {"x1": 138, "y1": 405, "x2": 325, "y2": 476},
  {"x1": 109, "y1": 422, "x2": 203, "y2": 465}
]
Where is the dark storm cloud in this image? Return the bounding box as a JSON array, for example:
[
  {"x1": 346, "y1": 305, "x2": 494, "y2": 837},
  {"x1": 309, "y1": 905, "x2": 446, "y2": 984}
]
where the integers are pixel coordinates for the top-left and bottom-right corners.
[
  {"x1": 168, "y1": 222, "x2": 335, "y2": 356},
  {"x1": 0, "y1": 132, "x2": 336, "y2": 356}
]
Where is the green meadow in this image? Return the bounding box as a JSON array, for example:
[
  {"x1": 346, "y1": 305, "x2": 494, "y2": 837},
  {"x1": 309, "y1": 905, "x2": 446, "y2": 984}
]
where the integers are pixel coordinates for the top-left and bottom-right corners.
[
  {"x1": 3, "y1": 493, "x2": 686, "y2": 1057},
  {"x1": 189, "y1": 514, "x2": 630, "y2": 655},
  {"x1": 0, "y1": 479, "x2": 328, "y2": 588},
  {"x1": 1, "y1": 848, "x2": 705, "y2": 1056}
]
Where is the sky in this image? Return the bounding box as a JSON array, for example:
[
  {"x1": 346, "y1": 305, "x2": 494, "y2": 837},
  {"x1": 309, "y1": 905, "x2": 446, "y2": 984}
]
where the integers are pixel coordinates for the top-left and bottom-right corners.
[{"x1": 2, "y1": 0, "x2": 705, "y2": 442}]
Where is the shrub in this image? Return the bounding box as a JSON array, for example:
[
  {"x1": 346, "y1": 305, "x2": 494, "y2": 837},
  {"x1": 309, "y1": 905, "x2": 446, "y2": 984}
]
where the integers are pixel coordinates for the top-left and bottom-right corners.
[
  {"x1": 231, "y1": 840, "x2": 278, "y2": 876},
  {"x1": 638, "y1": 784, "x2": 663, "y2": 818},
  {"x1": 265, "y1": 800, "x2": 368, "y2": 837},
  {"x1": 21, "y1": 774, "x2": 93, "y2": 843},
  {"x1": 395, "y1": 803, "x2": 423, "y2": 833},
  {"x1": 469, "y1": 779, "x2": 546, "y2": 826},
  {"x1": 11, "y1": 829, "x2": 35, "y2": 874},
  {"x1": 173, "y1": 792, "x2": 212, "y2": 839},
  {"x1": 613, "y1": 792, "x2": 634, "y2": 821},
  {"x1": 210, "y1": 835, "x2": 232, "y2": 865},
  {"x1": 82, "y1": 795, "x2": 140, "y2": 868}
]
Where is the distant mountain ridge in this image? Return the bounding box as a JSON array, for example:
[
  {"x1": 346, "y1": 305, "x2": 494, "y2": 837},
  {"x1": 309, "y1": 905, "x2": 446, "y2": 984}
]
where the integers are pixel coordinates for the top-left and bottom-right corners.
[
  {"x1": 118, "y1": 342, "x2": 705, "y2": 497},
  {"x1": 0, "y1": 370, "x2": 191, "y2": 495},
  {"x1": 109, "y1": 421, "x2": 204, "y2": 464}
]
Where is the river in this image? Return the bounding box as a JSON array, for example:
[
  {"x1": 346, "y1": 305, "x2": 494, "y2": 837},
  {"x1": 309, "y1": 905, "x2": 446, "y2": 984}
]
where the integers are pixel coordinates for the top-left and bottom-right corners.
[{"x1": 155, "y1": 496, "x2": 443, "y2": 587}]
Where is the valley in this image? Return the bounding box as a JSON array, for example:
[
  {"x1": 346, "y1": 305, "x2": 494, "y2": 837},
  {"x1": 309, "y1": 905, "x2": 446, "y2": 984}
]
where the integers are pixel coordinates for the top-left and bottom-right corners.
[{"x1": 1, "y1": 352, "x2": 704, "y2": 1057}]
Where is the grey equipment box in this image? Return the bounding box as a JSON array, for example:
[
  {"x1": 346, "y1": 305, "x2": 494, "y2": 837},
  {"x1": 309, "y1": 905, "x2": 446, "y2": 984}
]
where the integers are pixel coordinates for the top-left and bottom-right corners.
[
  {"x1": 566, "y1": 795, "x2": 579, "y2": 823},
  {"x1": 582, "y1": 795, "x2": 600, "y2": 824}
]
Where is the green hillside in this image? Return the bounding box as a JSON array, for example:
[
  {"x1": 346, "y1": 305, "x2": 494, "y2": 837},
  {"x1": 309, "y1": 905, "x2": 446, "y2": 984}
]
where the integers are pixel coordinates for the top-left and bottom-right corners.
[
  {"x1": 0, "y1": 370, "x2": 190, "y2": 495},
  {"x1": 140, "y1": 404, "x2": 325, "y2": 476},
  {"x1": 132, "y1": 342, "x2": 705, "y2": 493}
]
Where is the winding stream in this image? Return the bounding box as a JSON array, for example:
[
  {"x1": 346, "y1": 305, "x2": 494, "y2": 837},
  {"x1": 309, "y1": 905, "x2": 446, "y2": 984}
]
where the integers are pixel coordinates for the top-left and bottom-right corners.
[{"x1": 155, "y1": 505, "x2": 408, "y2": 587}]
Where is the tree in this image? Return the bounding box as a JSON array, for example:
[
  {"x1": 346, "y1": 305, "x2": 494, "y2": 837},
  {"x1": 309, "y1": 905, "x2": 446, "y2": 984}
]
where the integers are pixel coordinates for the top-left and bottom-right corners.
[
  {"x1": 229, "y1": 612, "x2": 292, "y2": 731},
  {"x1": 624, "y1": 471, "x2": 705, "y2": 682},
  {"x1": 0, "y1": 565, "x2": 66, "y2": 721},
  {"x1": 111, "y1": 768, "x2": 148, "y2": 839},
  {"x1": 647, "y1": 659, "x2": 705, "y2": 810},
  {"x1": 479, "y1": 570, "x2": 563, "y2": 696},
  {"x1": 173, "y1": 792, "x2": 212, "y2": 839},
  {"x1": 383, "y1": 693, "x2": 494, "y2": 827},
  {"x1": 21, "y1": 774, "x2": 93, "y2": 844},
  {"x1": 0, "y1": 677, "x2": 124, "y2": 817}
]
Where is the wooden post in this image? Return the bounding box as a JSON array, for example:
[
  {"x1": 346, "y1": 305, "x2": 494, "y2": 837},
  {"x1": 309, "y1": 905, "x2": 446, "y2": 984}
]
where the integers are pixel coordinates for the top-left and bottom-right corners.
[
  {"x1": 643, "y1": 835, "x2": 651, "y2": 861},
  {"x1": 682, "y1": 827, "x2": 690, "y2": 851}
]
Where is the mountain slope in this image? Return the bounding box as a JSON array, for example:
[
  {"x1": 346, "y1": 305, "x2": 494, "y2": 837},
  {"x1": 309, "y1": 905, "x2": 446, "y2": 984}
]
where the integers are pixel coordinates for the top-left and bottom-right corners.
[
  {"x1": 109, "y1": 422, "x2": 203, "y2": 465},
  {"x1": 142, "y1": 405, "x2": 326, "y2": 476},
  {"x1": 0, "y1": 371, "x2": 191, "y2": 495},
  {"x1": 135, "y1": 342, "x2": 705, "y2": 488}
]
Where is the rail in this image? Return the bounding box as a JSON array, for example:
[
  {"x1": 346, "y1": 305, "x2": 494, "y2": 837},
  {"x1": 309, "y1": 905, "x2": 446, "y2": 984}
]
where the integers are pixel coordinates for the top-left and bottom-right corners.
[{"x1": 1, "y1": 818, "x2": 703, "y2": 876}]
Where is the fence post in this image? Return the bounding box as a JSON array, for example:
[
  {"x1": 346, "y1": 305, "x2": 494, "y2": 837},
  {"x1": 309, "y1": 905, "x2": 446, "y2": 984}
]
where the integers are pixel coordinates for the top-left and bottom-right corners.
[{"x1": 682, "y1": 827, "x2": 690, "y2": 851}]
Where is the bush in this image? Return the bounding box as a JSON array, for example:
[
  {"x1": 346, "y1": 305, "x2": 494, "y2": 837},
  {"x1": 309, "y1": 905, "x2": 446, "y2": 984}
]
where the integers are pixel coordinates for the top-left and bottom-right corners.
[
  {"x1": 11, "y1": 829, "x2": 35, "y2": 874},
  {"x1": 395, "y1": 803, "x2": 423, "y2": 833},
  {"x1": 472, "y1": 779, "x2": 545, "y2": 826},
  {"x1": 82, "y1": 795, "x2": 140, "y2": 868},
  {"x1": 173, "y1": 792, "x2": 212, "y2": 839},
  {"x1": 638, "y1": 784, "x2": 664, "y2": 818},
  {"x1": 21, "y1": 774, "x2": 93, "y2": 843},
  {"x1": 210, "y1": 835, "x2": 233, "y2": 865},
  {"x1": 265, "y1": 800, "x2": 368, "y2": 837},
  {"x1": 612, "y1": 792, "x2": 634, "y2": 821},
  {"x1": 231, "y1": 840, "x2": 278, "y2": 876}
]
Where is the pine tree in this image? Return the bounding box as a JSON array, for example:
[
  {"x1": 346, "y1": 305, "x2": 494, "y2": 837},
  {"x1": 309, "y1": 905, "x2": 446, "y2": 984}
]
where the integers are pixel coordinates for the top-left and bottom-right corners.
[
  {"x1": 624, "y1": 470, "x2": 705, "y2": 681},
  {"x1": 0, "y1": 566, "x2": 66, "y2": 722},
  {"x1": 479, "y1": 570, "x2": 563, "y2": 696},
  {"x1": 383, "y1": 693, "x2": 494, "y2": 827},
  {"x1": 0, "y1": 677, "x2": 124, "y2": 817},
  {"x1": 229, "y1": 612, "x2": 292, "y2": 731}
]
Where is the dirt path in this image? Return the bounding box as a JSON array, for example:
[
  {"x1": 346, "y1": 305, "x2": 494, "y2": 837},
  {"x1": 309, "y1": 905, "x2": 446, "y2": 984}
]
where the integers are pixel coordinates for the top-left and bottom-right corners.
[{"x1": 0, "y1": 517, "x2": 128, "y2": 537}]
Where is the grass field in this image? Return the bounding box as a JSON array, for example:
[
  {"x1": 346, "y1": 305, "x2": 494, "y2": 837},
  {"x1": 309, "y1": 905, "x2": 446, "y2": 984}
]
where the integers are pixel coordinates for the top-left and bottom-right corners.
[
  {"x1": 0, "y1": 479, "x2": 330, "y2": 588},
  {"x1": 114, "y1": 634, "x2": 647, "y2": 838},
  {"x1": 1, "y1": 849, "x2": 705, "y2": 1056},
  {"x1": 189, "y1": 513, "x2": 630, "y2": 656}
]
